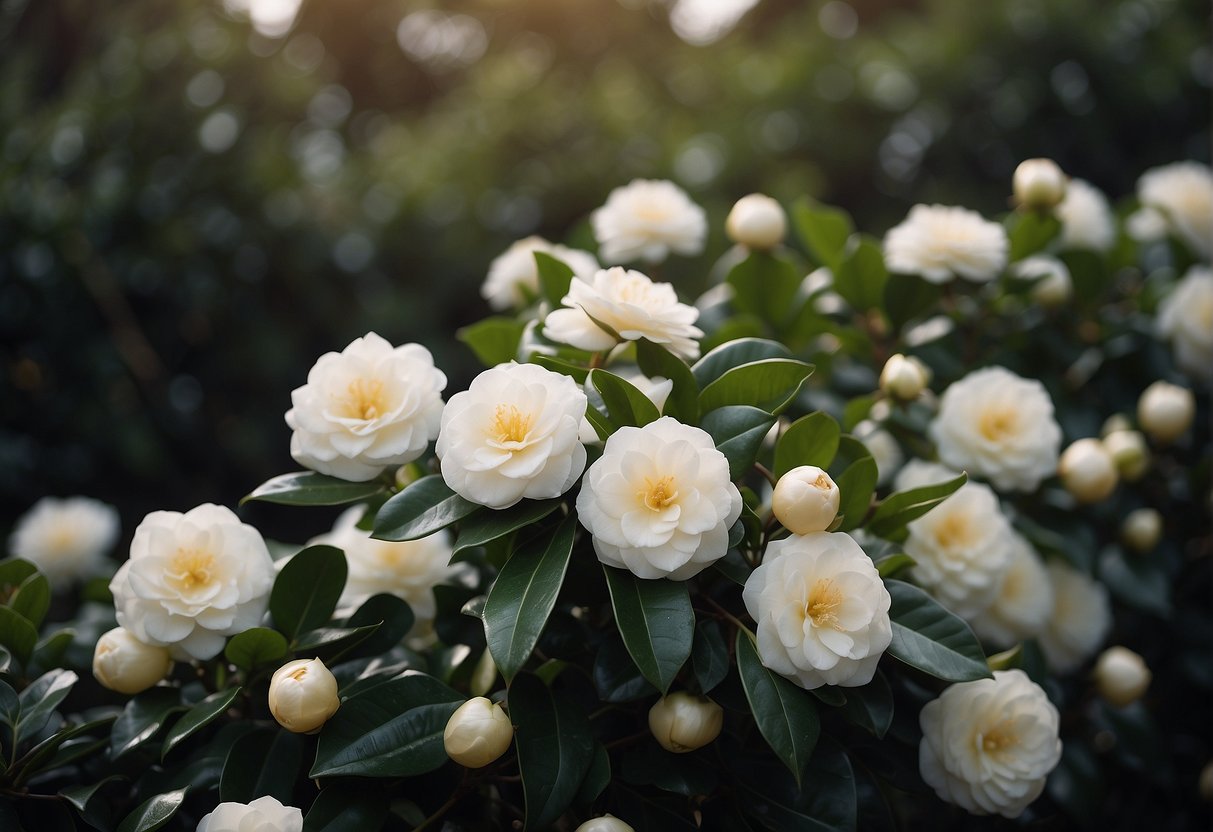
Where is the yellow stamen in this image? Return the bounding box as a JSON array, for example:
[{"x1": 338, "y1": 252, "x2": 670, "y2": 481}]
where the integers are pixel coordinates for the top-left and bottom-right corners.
[
  {"x1": 805, "y1": 578, "x2": 844, "y2": 630},
  {"x1": 492, "y1": 405, "x2": 533, "y2": 443},
  {"x1": 978, "y1": 406, "x2": 1018, "y2": 441},
  {"x1": 169, "y1": 549, "x2": 216, "y2": 591},
  {"x1": 979, "y1": 719, "x2": 1019, "y2": 753},
  {"x1": 933, "y1": 514, "x2": 973, "y2": 549},
  {"x1": 288, "y1": 666, "x2": 309, "y2": 682},
  {"x1": 343, "y1": 378, "x2": 387, "y2": 421},
  {"x1": 639, "y1": 475, "x2": 679, "y2": 511}
]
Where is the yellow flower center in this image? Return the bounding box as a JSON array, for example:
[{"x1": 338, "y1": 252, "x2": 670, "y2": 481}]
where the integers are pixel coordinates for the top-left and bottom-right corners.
[
  {"x1": 640, "y1": 475, "x2": 679, "y2": 511},
  {"x1": 811, "y1": 473, "x2": 832, "y2": 490},
  {"x1": 805, "y1": 578, "x2": 844, "y2": 629},
  {"x1": 978, "y1": 406, "x2": 1018, "y2": 441},
  {"x1": 169, "y1": 549, "x2": 217, "y2": 591},
  {"x1": 933, "y1": 513, "x2": 975, "y2": 549},
  {"x1": 288, "y1": 666, "x2": 309, "y2": 682},
  {"x1": 342, "y1": 378, "x2": 388, "y2": 421},
  {"x1": 491, "y1": 404, "x2": 533, "y2": 444},
  {"x1": 979, "y1": 719, "x2": 1019, "y2": 754}
]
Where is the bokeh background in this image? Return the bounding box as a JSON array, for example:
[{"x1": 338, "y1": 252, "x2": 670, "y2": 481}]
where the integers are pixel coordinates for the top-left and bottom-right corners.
[{"x1": 2, "y1": 0, "x2": 1209, "y2": 538}]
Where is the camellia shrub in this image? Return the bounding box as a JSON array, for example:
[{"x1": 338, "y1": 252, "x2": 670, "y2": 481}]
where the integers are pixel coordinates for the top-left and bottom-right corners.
[{"x1": 1, "y1": 160, "x2": 1210, "y2": 831}]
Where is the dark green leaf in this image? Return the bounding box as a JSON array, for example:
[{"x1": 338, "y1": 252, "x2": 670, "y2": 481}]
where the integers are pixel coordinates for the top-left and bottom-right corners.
[
  {"x1": 344, "y1": 594, "x2": 416, "y2": 658},
  {"x1": 590, "y1": 369, "x2": 661, "y2": 428},
  {"x1": 220, "y1": 729, "x2": 302, "y2": 804},
  {"x1": 701, "y1": 405, "x2": 777, "y2": 479},
  {"x1": 115, "y1": 789, "x2": 187, "y2": 832},
  {"x1": 592, "y1": 634, "x2": 659, "y2": 703},
  {"x1": 792, "y1": 197, "x2": 855, "y2": 269},
  {"x1": 840, "y1": 669, "x2": 893, "y2": 738},
  {"x1": 530, "y1": 354, "x2": 590, "y2": 385},
  {"x1": 483, "y1": 515, "x2": 576, "y2": 682},
  {"x1": 161, "y1": 687, "x2": 242, "y2": 760},
  {"x1": 774, "y1": 412, "x2": 841, "y2": 477},
  {"x1": 621, "y1": 745, "x2": 719, "y2": 796},
  {"x1": 0, "y1": 606, "x2": 38, "y2": 668},
  {"x1": 11, "y1": 573, "x2": 50, "y2": 629},
  {"x1": 834, "y1": 455, "x2": 878, "y2": 532},
  {"x1": 224, "y1": 627, "x2": 289, "y2": 671},
  {"x1": 698, "y1": 359, "x2": 813, "y2": 415},
  {"x1": 303, "y1": 785, "x2": 389, "y2": 832},
  {"x1": 882, "y1": 274, "x2": 942, "y2": 329},
  {"x1": 1007, "y1": 211, "x2": 1062, "y2": 262},
  {"x1": 603, "y1": 568, "x2": 694, "y2": 695},
  {"x1": 636, "y1": 339, "x2": 699, "y2": 423},
  {"x1": 270, "y1": 545, "x2": 347, "y2": 640},
  {"x1": 1099, "y1": 547, "x2": 1170, "y2": 616},
  {"x1": 16, "y1": 669, "x2": 78, "y2": 743},
  {"x1": 0, "y1": 558, "x2": 37, "y2": 589},
  {"x1": 738, "y1": 736, "x2": 856, "y2": 832},
  {"x1": 691, "y1": 338, "x2": 791, "y2": 387},
  {"x1": 725, "y1": 251, "x2": 803, "y2": 329},
  {"x1": 841, "y1": 396, "x2": 876, "y2": 432},
  {"x1": 691, "y1": 619, "x2": 729, "y2": 694},
  {"x1": 241, "y1": 471, "x2": 387, "y2": 507},
  {"x1": 534, "y1": 251, "x2": 577, "y2": 306},
  {"x1": 457, "y1": 317, "x2": 527, "y2": 368},
  {"x1": 875, "y1": 553, "x2": 915, "y2": 578},
  {"x1": 867, "y1": 473, "x2": 967, "y2": 538},
  {"x1": 372, "y1": 475, "x2": 479, "y2": 542},
  {"x1": 575, "y1": 743, "x2": 612, "y2": 806},
  {"x1": 11, "y1": 716, "x2": 115, "y2": 782},
  {"x1": 30, "y1": 629, "x2": 75, "y2": 674},
  {"x1": 833, "y1": 235, "x2": 888, "y2": 311},
  {"x1": 295, "y1": 625, "x2": 380, "y2": 662},
  {"x1": 511, "y1": 672, "x2": 594, "y2": 830},
  {"x1": 885, "y1": 579, "x2": 991, "y2": 682},
  {"x1": 454, "y1": 499, "x2": 561, "y2": 554},
  {"x1": 735, "y1": 630, "x2": 820, "y2": 786},
  {"x1": 60, "y1": 775, "x2": 126, "y2": 816},
  {"x1": 110, "y1": 687, "x2": 184, "y2": 758}
]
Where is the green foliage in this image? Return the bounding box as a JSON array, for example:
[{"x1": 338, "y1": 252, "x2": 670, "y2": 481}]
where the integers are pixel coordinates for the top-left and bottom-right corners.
[
  {"x1": 373, "y1": 476, "x2": 479, "y2": 542},
  {"x1": 242, "y1": 472, "x2": 387, "y2": 507},
  {"x1": 603, "y1": 568, "x2": 694, "y2": 695},
  {"x1": 269, "y1": 545, "x2": 347, "y2": 640}
]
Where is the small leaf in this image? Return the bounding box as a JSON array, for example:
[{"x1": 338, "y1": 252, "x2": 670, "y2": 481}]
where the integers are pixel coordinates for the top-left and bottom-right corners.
[
  {"x1": 16, "y1": 669, "x2": 78, "y2": 744},
  {"x1": 161, "y1": 688, "x2": 242, "y2": 760},
  {"x1": 0, "y1": 558, "x2": 37, "y2": 590},
  {"x1": 701, "y1": 405, "x2": 777, "y2": 480},
  {"x1": 344, "y1": 594, "x2": 416, "y2": 658},
  {"x1": 833, "y1": 235, "x2": 889, "y2": 311},
  {"x1": 691, "y1": 338, "x2": 792, "y2": 387},
  {"x1": 60, "y1": 775, "x2": 126, "y2": 815},
  {"x1": 115, "y1": 788, "x2": 187, "y2": 832},
  {"x1": 454, "y1": 499, "x2": 562, "y2": 555},
  {"x1": 735, "y1": 630, "x2": 820, "y2": 786},
  {"x1": 698, "y1": 358, "x2": 813, "y2": 415},
  {"x1": 220, "y1": 729, "x2": 302, "y2": 804},
  {"x1": 603, "y1": 568, "x2": 694, "y2": 695},
  {"x1": 987, "y1": 644, "x2": 1023, "y2": 671},
  {"x1": 303, "y1": 785, "x2": 389, "y2": 832},
  {"x1": 11, "y1": 573, "x2": 50, "y2": 629},
  {"x1": 534, "y1": 251, "x2": 577, "y2": 306},
  {"x1": 110, "y1": 687, "x2": 185, "y2": 758},
  {"x1": 691, "y1": 619, "x2": 729, "y2": 694},
  {"x1": 270, "y1": 545, "x2": 348, "y2": 640},
  {"x1": 0, "y1": 606, "x2": 37, "y2": 668},
  {"x1": 590, "y1": 369, "x2": 661, "y2": 428},
  {"x1": 372, "y1": 475, "x2": 479, "y2": 542},
  {"x1": 834, "y1": 455, "x2": 878, "y2": 532},
  {"x1": 774, "y1": 411, "x2": 841, "y2": 477},
  {"x1": 636, "y1": 339, "x2": 699, "y2": 423},
  {"x1": 511, "y1": 672, "x2": 595, "y2": 831},
  {"x1": 885, "y1": 579, "x2": 991, "y2": 682},
  {"x1": 241, "y1": 471, "x2": 387, "y2": 507},
  {"x1": 792, "y1": 197, "x2": 855, "y2": 269},
  {"x1": 867, "y1": 473, "x2": 967, "y2": 538},
  {"x1": 457, "y1": 317, "x2": 528, "y2": 367},
  {"x1": 224, "y1": 627, "x2": 289, "y2": 671}
]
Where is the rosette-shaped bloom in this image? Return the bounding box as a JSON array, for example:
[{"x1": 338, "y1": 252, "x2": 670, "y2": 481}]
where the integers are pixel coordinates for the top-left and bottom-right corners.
[
  {"x1": 286, "y1": 333, "x2": 446, "y2": 482},
  {"x1": 543, "y1": 267, "x2": 703, "y2": 360},
  {"x1": 1039, "y1": 561, "x2": 1110, "y2": 674},
  {"x1": 110, "y1": 504, "x2": 275, "y2": 661},
  {"x1": 481, "y1": 236, "x2": 600, "y2": 311},
  {"x1": 968, "y1": 533, "x2": 1054, "y2": 648},
  {"x1": 9, "y1": 496, "x2": 119, "y2": 584},
  {"x1": 882, "y1": 204, "x2": 1008, "y2": 284},
  {"x1": 437, "y1": 363, "x2": 587, "y2": 509},
  {"x1": 1157, "y1": 266, "x2": 1213, "y2": 384},
  {"x1": 1055, "y1": 179, "x2": 1115, "y2": 252},
  {"x1": 309, "y1": 507, "x2": 455, "y2": 625},
  {"x1": 742, "y1": 532, "x2": 892, "y2": 689},
  {"x1": 930, "y1": 366, "x2": 1061, "y2": 492},
  {"x1": 919, "y1": 670, "x2": 1062, "y2": 818},
  {"x1": 197, "y1": 796, "x2": 303, "y2": 832},
  {"x1": 1137, "y1": 161, "x2": 1213, "y2": 258},
  {"x1": 591, "y1": 179, "x2": 707, "y2": 264},
  {"x1": 904, "y1": 481, "x2": 1013, "y2": 618},
  {"x1": 577, "y1": 417, "x2": 741, "y2": 580}
]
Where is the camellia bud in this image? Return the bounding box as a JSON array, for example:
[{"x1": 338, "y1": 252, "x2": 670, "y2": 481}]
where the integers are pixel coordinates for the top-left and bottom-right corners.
[
  {"x1": 725, "y1": 193, "x2": 787, "y2": 250},
  {"x1": 92, "y1": 627, "x2": 173, "y2": 695},
  {"x1": 268, "y1": 658, "x2": 340, "y2": 734},
  {"x1": 1102, "y1": 429, "x2": 1149, "y2": 481},
  {"x1": 879, "y1": 353, "x2": 930, "y2": 401},
  {"x1": 1058, "y1": 438, "x2": 1118, "y2": 503},
  {"x1": 1122, "y1": 508, "x2": 1162, "y2": 554},
  {"x1": 443, "y1": 696, "x2": 513, "y2": 768},
  {"x1": 1013, "y1": 158, "x2": 1067, "y2": 210},
  {"x1": 575, "y1": 816, "x2": 636, "y2": 832},
  {"x1": 1137, "y1": 381, "x2": 1195, "y2": 444},
  {"x1": 647, "y1": 691, "x2": 724, "y2": 753},
  {"x1": 1092, "y1": 646, "x2": 1151, "y2": 708},
  {"x1": 771, "y1": 466, "x2": 840, "y2": 534}
]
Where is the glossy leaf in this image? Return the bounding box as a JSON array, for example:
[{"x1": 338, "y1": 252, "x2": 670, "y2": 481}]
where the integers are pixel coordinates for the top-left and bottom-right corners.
[
  {"x1": 867, "y1": 473, "x2": 967, "y2": 538},
  {"x1": 372, "y1": 475, "x2": 479, "y2": 542},
  {"x1": 0, "y1": 606, "x2": 37, "y2": 668},
  {"x1": 453, "y1": 499, "x2": 562, "y2": 555},
  {"x1": 220, "y1": 729, "x2": 302, "y2": 804},
  {"x1": 534, "y1": 250, "x2": 576, "y2": 306},
  {"x1": 792, "y1": 197, "x2": 854, "y2": 269},
  {"x1": 10, "y1": 573, "x2": 50, "y2": 629},
  {"x1": 241, "y1": 471, "x2": 387, "y2": 507},
  {"x1": 833, "y1": 235, "x2": 888, "y2": 311},
  {"x1": 270, "y1": 545, "x2": 347, "y2": 640},
  {"x1": 692, "y1": 337, "x2": 792, "y2": 387},
  {"x1": 875, "y1": 553, "x2": 915, "y2": 578},
  {"x1": 735, "y1": 630, "x2": 820, "y2": 786},
  {"x1": 592, "y1": 634, "x2": 659, "y2": 703},
  {"x1": 511, "y1": 672, "x2": 595, "y2": 830},
  {"x1": 161, "y1": 687, "x2": 242, "y2": 760},
  {"x1": 1007, "y1": 211, "x2": 1062, "y2": 262},
  {"x1": 774, "y1": 411, "x2": 841, "y2": 477},
  {"x1": 457, "y1": 316, "x2": 527, "y2": 368},
  {"x1": 15, "y1": 669, "x2": 77, "y2": 743},
  {"x1": 834, "y1": 455, "x2": 878, "y2": 532},
  {"x1": 590, "y1": 368, "x2": 661, "y2": 428},
  {"x1": 885, "y1": 579, "x2": 991, "y2": 682},
  {"x1": 303, "y1": 785, "x2": 389, "y2": 832},
  {"x1": 701, "y1": 405, "x2": 777, "y2": 479},
  {"x1": 344, "y1": 594, "x2": 416, "y2": 658},
  {"x1": 726, "y1": 251, "x2": 803, "y2": 328},
  {"x1": 691, "y1": 619, "x2": 729, "y2": 694},
  {"x1": 603, "y1": 567, "x2": 694, "y2": 694},
  {"x1": 636, "y1": 338, "x2": 699, "y2": 423},
  {"x1": 224, "y1": 627, "x2": 288, "y2": 671},
  {"x1": 110, "y1": 687, "x2": 184, "y2": 758},
  {"x1": 116, "y1": 788, "x2": 187, "y2": 832},
  {"x1": 840, "y1": 669, "x2": 893, "y2": 738},
  {"x1": 698, "y1": 358, "x2": 813, "y2": 415}
]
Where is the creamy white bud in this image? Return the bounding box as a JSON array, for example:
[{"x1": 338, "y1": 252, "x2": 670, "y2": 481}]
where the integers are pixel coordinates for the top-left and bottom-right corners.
[
  {"x1": 197, "y1": 796, "x2": 303, "y2": 832},
  {"x1": 1058, "y1": 438, "x2": 1118, "y2": 503},
  {"x1": 771, "y1": 466, "x2": 840, "y2": 534},
  {"x1": 1102, "y1": 430, "x2": 1149, "y2": 481},
  {"x1": 1093, "y1": 646, "x2": 1151, "y2": 708},
  {"x1": 879, "y1": 353, "x2": 930, "y2": 401},
  {"x1": 92, "y1": 627, "x2": 172, "y2": 695},
  {"x1": 268, "y1": 658, "x2": 340, "y2": 734},
  {"x1": 575, "y1": 815, "x2": 636, "y2": 832},
  {"x1": 443, "y1": 697, "x2": 513, "y2": 768},
  {"x1": 1013, "y1": 158, "x2": 1067, "y2": 210},
  {"x1": 1101, "y1": 414, "x2": 1132, "y2": 437},
  {"x1": 1122, "y1": 508, "x2": 1162, "y2": 553},
  {"x1": 647, "y1": 692, "x2": 724, "y2": 753},
  {"x1": 725, "y1": 194, "x2": 787, "y2": 249},
  {"x1": 1138, "y1": 381, "x2": 1195, "y2": 444},
  {"x1": 1201, "y1": 761, "x2": 1213, "y2": 801}
]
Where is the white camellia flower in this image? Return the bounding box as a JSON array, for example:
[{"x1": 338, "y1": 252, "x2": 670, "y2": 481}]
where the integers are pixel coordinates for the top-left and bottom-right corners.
[
  {"x1": 9, "y1": 496, "x2": 119, "y2": 584},
  {"x1": 919, "y1": 669, "x2": 1062, "y2": 819},
  {"x1": 879, "y1": 353, "x2": 930, "y2": 401},
  {"x1": 1103, "y1": 428, "x2": 1149, "y2": 481},
  {"x1": 882, "y1": 204, "x2": 1008, "y2": 284},
  {"x1": 197, "y1": 796, "x2": 303, "y2": 832},
  {"x1": 968, "y1": 533, "x2": 1054, "y2": 649},
  {"x1": 543, "y1": 267, "x2": 704, "y2": 360},
  {"x1": 481, "y1": 236, "x2": 600, "y2": 311},
  {"x1": 1126, "y1": 205, "x2": 1169, "y2": 243},
  {"x1": 92, "y1": 627, "x2": 173, "y2": 695},
  {"x1": 742, "y1": 531, "x2": 892, "y2": 689},
  {"x1": 286, "y1": 333, "x2": 447, "y2": 482},
  {"x1": 1055, "y1": 179, "x2": 1115, "y2": 252},
  {"x1": 591, "y1": 179, "x2": 707, "y2": 264},
  {"x1": 1137, "y1": 161, "x2": 1213, "y2": 258},
  {"x1": 725, "y1": 193, "x2": 787, "y2": 249},
  {"x1": 577, "y1": 417, "x2": 741, "y2": 581},
  {"x1": 110, "y1": 504, "x2": 275, "y2": 661},
  {"x1": 1013, "y1": 255, "x2": 1072, "y2": 308},
  {"x1": 930, "y1": 366, "x2": 1061, "y2": 492},
  {"x1": 437, "y1": 362, "x2": 587, "y2": 509},
  {"x1": 1157, "y1": 266, "x2": 1213, "y2": 384},
  {"x1": 1039, "y1": 560, "x2": 1111, "y2": 674},
  {"x1": 268, "y1": 658, "x2": 341, "y2": 734},
  {"x1": 309, "y1": 507, "x2": 455, "y2": 626},
  {"x1": 904, "y1": 479, "x2": 1013, "y2": 618}
]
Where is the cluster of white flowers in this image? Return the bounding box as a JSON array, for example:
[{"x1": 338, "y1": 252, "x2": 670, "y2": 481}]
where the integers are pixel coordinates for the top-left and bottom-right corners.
[
  {"x1": 967, "y1": 532, "x2": 1054, "y2": 648},
  {"x1": 1038, "y1": 560, "x2": 1111, "y2": 674},
  {"x1": 9, "y1": 496, "x2": 119, "y2": 584},
  {"x1": 481, "y1": 236, "x2": 599, "y2": 311},
  {"x1": 883, "y1": 204, "x2": 1008, "y2": 283}
]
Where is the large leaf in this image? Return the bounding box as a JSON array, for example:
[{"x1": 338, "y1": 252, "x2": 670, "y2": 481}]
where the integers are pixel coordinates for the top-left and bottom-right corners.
[
  {"x1": 885, "y1": 579, "x2": 991, "y2": 682},
  {"x1": 792, "y1": 197, "x2": 855, "y2": 269},
  {"x1": 603, "y1": 568, "x2": 694, "y2": 695},
  {"x1": 701, "y1": 405, "x2": 777, "y2": 480},
  {"x1": 242, "y1": 472, "x2": 386, "y2": 507},
  {"x1": 840, "y1": 669, "x2": 893, "y2": 738},
  {"x1": 483, "y1": 515, "x2": 577, "y2": 681},
  {"x1": 735, "y1": 630, "x2": 820, "y2": 786},
  {"x1": 737, "y1": 737, "x2": 856, "y2": 832},
  {"x1": 511, "y1": 672, "x2": 594, "y2": 830},
  {"x1": 774, "y1": 411, "x2": 841, "y2": 477},
  {"x1": 725, "y1": 252, "x2": 803, "y2": 329},
  {"x1": 220, "y1": 729, "x2": 303, "y2": 804},
  {"x1": 833, "y1": 235, "x2": 889, "y2": 311},
  {"x1": 1007, "y1": 211, "x2": 1061, "y2": 262},
  {"x1": 10, "y1": 573, "x2": 50, "y2": 629},
  {"x1": 636, "y1": 339, "x2": 699, "y2": 423},
  {"x1": 454, "y1": 499, "x2": 562, "y2": 555},
  {"x1": 343, "y1": 594, "x2": 416, "y2": 658},
  {"x1": 15, "y1": 669, "x2": 77, "y2": 744},
  {"x1": 110, "y1": 687, "x2": 184, "y2": 758},
  {"x1": 116, "y1": 788, "x2": 188, "y2": 832},
  {"x1": 224, "y1": 627, "x2": 289, "y2": 671},
  {"x1": 592, "y1": 635, "x2": 658, "y2": 703},
  {"x1": 303, "y1": 785, "x2": 389, "y2": 832},
  {"x1": 311, "y1": 672, "x2": 462, "y2": 778},
  {"x1": 691, "y1": 338, "x2": 791, "y2": 387},
  {"x1": 161, "y1": 687, "x2": 242, "y2": 760},
  {"x1": 698, "y1": 359, "x2": 813, "y2": 415},
  {"x1": 882, "y1": 274, "x2": 942, "y2": 329},
  {"x1": 10, "y1": 716, "x2": 115, "y2": 784},
  {"x1": 691, "y1": 619, "x2": 729, "y2": 694},
  {"x1": 834, "y1": 454, "x2": 878, "y2": 532},
  {"x1": 0, "y1": 606, "x2": 37, "y2": 668},
  {"x1": 590, "y1": 368, "x2": 661, "y2": 428},
  {"x1": 867, "y1": 473, "x2": 967, "y2": 538},
  {"x1": 270, "y1": 545, "x2": 347, "y2": 640},
  {"x1": 457, "y1": 317, "x2": 528, "y2": 367},
  {"x1": 372, "y1": 475, "x2": 479, "y2": 542}
]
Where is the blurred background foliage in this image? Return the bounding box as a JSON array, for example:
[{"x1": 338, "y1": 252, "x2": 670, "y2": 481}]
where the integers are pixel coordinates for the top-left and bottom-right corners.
[{"x1": 1, "y1": 0, "x2": 1209, "y2": 539}]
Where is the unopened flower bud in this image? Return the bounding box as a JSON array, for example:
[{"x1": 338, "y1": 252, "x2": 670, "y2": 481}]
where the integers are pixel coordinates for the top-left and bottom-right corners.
[
  {"x1": 1102, "y1": 430, "x2": 1149, "y2": 481},
  {"x1": 1122, "y1": 508, "x2": 1162, "y2": 553},
  {"x1": 1058, "y1": 438, "x2": 1118, "y2": 503},
  {"x1": 879, "y1": 354, "x2": 930, "y2": 401},
  {"x1": 772, "y1": 466, "x2": 840, "y2": 534},
  {"x1": 443, "y1": 696, "x2": 513, "y2": 768},
  {"x1": 1013, "y1": 158, "x2": 1067, "y2": 210},
  {"x1": 269, "y1": 658, "x2": 340, "y2": 734},
  {"x1": 1138, "y1": 381, "x2": 1195, "y2": 444},
  {"x1": 648, "y1": 692, "x2": 724, "y2": 753},
  {"x1": 92, "y1": 627, "x2": 172, "y2": 695},
  {"x1": 725, "y1": 194, "x2": 787, "y2": 250},
  {"x1": 575, "y1": 816, "x2": 636, "y2": 832},
  {"x1": 1093, "y1": 646, "x2": 1151, "y2": 708},
  {"x1": 1101, "y1": 414, "x2": 1132, "y2": 437}
]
